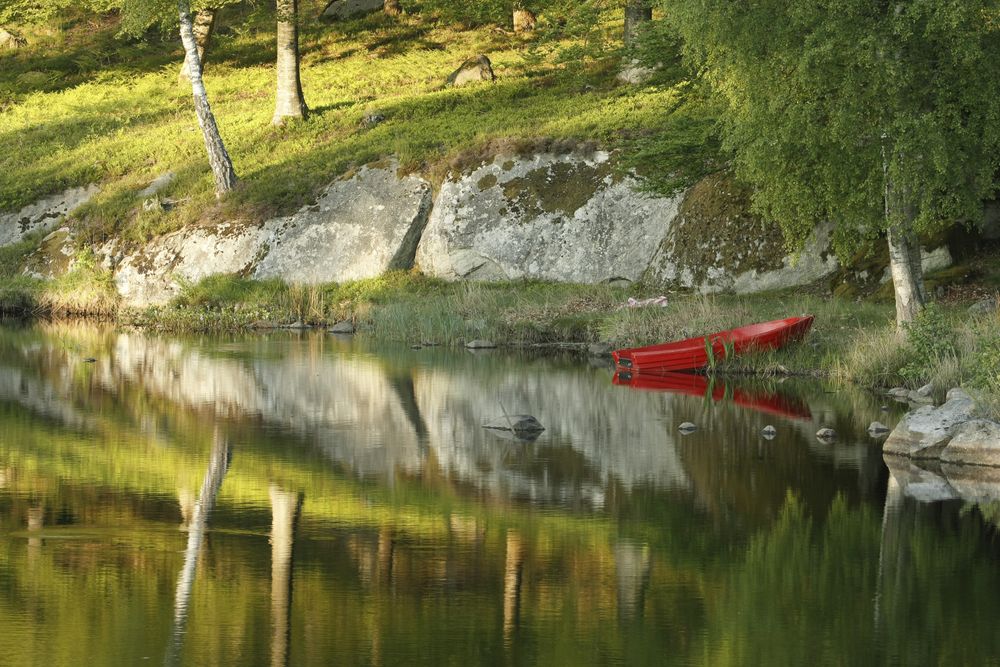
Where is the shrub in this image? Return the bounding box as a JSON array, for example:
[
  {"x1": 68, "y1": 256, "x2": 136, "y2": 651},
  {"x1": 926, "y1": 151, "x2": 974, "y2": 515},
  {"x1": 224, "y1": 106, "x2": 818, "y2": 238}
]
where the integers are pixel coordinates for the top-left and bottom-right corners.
[{"x1": 899, "y1": 304, "x2": 957, "y2": 385}]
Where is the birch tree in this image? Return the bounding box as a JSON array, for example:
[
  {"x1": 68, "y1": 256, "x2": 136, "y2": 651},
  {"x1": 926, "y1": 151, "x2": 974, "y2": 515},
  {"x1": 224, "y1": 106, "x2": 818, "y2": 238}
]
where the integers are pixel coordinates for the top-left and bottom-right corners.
[
  {"x1": 668, "y1": 0, "x2": 1000, "y2": 327},
  {"x1": 178, "y1": 0, "x2": 238, "y2": 194},
  {"x1": 272, "y1": 0, "x2": 308, "y2": 125},
  {"x1": 178, "y1": 7, "x2": 218, "y2": 83}
]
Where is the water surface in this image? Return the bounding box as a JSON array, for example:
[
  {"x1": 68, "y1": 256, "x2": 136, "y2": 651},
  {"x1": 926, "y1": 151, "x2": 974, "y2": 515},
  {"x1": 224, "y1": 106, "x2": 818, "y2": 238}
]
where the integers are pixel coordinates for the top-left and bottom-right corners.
[{"x1": 1, "y1": 321, "x2": 999, "y2": 665}]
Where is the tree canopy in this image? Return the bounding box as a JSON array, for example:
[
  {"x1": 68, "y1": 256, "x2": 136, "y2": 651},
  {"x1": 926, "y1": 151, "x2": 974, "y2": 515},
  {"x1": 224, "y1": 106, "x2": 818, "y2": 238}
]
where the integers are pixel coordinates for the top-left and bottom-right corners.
[{"x1": 667, "y1": 0, "x2": 1000, "y2": 259}]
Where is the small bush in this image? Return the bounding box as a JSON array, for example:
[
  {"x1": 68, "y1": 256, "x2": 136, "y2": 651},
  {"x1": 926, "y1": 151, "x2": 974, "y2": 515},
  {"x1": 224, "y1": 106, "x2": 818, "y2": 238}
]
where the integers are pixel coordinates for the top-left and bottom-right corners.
[
  {"x1": 971, "y1": 336, "x2": 1000, "y2": 394},
  {"x1": 899, "y1": 304, "x2": 957, "y2": 385}
]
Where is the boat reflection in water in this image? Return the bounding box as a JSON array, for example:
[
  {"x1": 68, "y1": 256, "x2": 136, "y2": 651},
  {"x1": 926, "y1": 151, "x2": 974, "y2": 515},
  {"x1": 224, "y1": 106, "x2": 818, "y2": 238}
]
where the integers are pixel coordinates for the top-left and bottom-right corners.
[{"x1": 612, "y1": 370, "x2": 812, "y2": 422}]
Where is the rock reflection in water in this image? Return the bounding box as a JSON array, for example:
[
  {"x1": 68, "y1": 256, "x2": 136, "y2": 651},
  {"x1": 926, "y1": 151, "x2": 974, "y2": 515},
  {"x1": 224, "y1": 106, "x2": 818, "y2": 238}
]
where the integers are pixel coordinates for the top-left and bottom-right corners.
[{"x1": 0, "y1": 326, "x2": 697, "y2": 505}]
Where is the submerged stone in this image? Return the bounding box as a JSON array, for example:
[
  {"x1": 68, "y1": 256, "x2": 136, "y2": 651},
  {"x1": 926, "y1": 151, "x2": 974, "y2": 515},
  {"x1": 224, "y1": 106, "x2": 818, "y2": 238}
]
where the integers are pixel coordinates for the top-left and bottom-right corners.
[
  {"x1": 483, "y1": 414, "x2": 545, "y2": 434},
  {"x1": 329, "y1": 320, "x2": 355, "y2": 334}
]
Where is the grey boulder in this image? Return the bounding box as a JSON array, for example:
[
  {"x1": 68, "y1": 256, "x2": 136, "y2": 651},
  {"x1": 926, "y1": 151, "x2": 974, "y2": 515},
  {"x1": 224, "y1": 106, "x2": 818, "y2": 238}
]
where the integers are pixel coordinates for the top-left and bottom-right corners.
[
  {"x1": 883, "y1": 389, "x2": 978, "y2": 459},
  {"x1": 940, "y1": 420, "x2": 1000, "y2": 467},
  {"x1": 446, "y1": 55, "x2": 496, "y2": 87}
]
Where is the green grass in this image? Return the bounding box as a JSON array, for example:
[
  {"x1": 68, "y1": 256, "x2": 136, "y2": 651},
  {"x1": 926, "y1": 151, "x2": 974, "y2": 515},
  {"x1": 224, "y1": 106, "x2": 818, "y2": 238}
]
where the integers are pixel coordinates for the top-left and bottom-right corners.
[{"x1": 0, "y1": 2, "x2": 716, "y2": 248}]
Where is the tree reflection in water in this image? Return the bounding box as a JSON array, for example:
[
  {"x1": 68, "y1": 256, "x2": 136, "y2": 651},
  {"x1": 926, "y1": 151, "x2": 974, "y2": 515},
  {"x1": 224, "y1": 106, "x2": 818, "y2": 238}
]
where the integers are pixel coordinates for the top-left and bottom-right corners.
[{"x1": 165, "y1": 427, "x2": 231, "y2": 667}]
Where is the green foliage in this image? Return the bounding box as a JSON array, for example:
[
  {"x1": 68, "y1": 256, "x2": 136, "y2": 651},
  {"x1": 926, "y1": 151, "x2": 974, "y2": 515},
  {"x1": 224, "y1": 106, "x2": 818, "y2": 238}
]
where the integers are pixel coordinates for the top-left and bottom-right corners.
[
  {"x1": 972, "y1": 335, "x2": 1000, "y2": 394},
  {"x1": 899, "y1": 303, "x2": 956, "y2": 384},
  {"x1": 666, "y1": 0, "x2": 1000, "y2": 258}
]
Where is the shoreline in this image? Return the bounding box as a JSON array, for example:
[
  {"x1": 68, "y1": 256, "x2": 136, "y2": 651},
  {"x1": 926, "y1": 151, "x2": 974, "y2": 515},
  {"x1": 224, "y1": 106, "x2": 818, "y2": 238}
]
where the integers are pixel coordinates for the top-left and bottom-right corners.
[{"x1": 3, "y1": 272, "x2": 997, "y2": 401}]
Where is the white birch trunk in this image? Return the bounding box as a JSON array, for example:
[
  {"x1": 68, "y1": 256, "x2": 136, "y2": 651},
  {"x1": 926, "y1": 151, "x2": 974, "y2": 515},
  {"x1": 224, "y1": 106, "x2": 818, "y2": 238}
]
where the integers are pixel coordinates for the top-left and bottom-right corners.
[
  {"x1": 179, "y1": 0, "x2": 238, "y2": 195},
  {"x1": 273, "y1": 0, "x2": 308, "y2": 125},
  {"x1": 178, "y1": 8, "x2": 218, "y2": 83}
]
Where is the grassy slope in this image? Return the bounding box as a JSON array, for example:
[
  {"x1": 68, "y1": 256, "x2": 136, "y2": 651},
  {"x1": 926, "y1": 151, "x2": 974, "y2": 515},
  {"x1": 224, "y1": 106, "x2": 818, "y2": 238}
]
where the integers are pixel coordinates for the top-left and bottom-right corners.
[{"x1": 0, "y1": 2, "x2": 714, "y2": 246}]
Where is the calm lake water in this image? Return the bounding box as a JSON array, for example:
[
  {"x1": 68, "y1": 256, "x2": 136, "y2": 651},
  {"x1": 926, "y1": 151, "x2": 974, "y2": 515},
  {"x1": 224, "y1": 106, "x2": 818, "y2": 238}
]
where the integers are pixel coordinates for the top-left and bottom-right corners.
[{"x1": 2, "y1": 321, "x2": 1000, "y2": 665}]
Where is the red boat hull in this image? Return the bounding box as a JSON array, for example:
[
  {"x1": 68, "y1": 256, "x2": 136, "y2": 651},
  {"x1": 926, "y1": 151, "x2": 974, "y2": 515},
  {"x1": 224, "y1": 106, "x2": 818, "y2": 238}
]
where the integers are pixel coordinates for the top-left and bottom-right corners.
[{"x1": 612, "y1": 315, "x2": 814, "y2": 373}]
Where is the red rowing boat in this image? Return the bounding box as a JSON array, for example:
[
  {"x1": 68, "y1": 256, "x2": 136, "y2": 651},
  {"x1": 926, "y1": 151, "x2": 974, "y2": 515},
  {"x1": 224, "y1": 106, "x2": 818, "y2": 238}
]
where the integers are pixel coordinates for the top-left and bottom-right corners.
[{"x1": 612, "y1": 316, "x2": 814, "y2": 373}]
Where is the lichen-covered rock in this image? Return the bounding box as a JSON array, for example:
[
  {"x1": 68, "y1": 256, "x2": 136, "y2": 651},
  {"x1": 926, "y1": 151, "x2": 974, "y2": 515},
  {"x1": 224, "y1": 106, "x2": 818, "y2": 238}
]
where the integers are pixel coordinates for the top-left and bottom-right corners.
[
  {"x1": 21, "y1": 227, "x2": 76, "y2": 279},
  {"x1": 417, "y1": 152, "x2": 682, "y2": 284},
  {"x1": 0, "y1": 185, "x2": 99, "y2": 247},
  {"x1": 445, "y1": 55, "x2": 495, "y2": 87},
  {"x1": 645, "y1": 173, "x2": 839, "y2": 293},
  {"x1": 254, "y1": 163, "x2": 432, "y2": 284},
  {"x1": 112, "y1": 163, "x2": 433, "y2": 306},
  {"x1": 115, "y1": 221, "x2": 272, "y2": 307},
  {"x1": 883, "y1": 389, "x2": 978, "y2": 459},
  {"x1": 940, "y1": 420, "x2": 1000, "y2": 467}
]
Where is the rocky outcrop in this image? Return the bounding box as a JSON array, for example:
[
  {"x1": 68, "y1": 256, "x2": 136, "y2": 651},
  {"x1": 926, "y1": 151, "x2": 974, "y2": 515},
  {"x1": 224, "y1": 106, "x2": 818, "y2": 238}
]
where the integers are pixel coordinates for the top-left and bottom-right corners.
[
  {"x1": 9, "y1": 154, "x2": 974, "y2": 301},
  {"x1": 0, "y1": 185, "x2": 98, "y2": 247},
  {"x1": 111, "y1": 163, "x2": 432, "y2": 306},
  {"x1": 22, "y1": 227, "x2": 76, "y2": 279},
  {"x1": 645, "y1": 173, "x2": 839, "y2": 293},
  {"x1": 883, "y1": 388, "x2": 1000, "y2": 467},
  {"x1": 253, "y1": 164, "x2": 432, "y2": 284},
  {"x1": 418, "y1": 156, "x2": 846, "y2": 291},
  {"x1": 940, "y1": 420, "x2": 1000, "y2": 467},
  {"x1": 113, "y1": 221, "x2": 272, "y2": 307},
  {"x1": 417, "y1": 151, "x2": 682, "y2": 284},
  {"x1": 446, "y1": 55, "x2": 495, "y2": 87}
]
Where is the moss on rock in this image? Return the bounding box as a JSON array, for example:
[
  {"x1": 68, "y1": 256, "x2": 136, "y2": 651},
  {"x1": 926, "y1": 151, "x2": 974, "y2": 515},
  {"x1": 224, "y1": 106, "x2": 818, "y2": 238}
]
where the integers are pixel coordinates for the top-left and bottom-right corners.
[
  {"x1": 500, "y1": 160, "x2": 614, "y2": 220},
  {"x1": 657, "y1": 172, "x2": 787, "y2": 285}
]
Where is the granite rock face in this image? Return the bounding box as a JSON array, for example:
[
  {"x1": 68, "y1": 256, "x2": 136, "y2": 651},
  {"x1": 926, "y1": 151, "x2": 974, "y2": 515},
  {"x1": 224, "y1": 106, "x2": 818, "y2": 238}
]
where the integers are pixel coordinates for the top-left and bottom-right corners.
[
  {"x1": 416, "y1": 151, "x2": 683, "y2": 284},
  {"x1": 111, "y1": 163, "x2": 432, "y2": 306},
  {"x1": 644, "y1": 172, "x2": 839, "y2": 293},
  {"x1": 940, "y1": 420, "x2": 1000, "y2": 467},
  {"x1": 253, "y1": 164, "x2": 432, "y2": 284},
  {"x1": 0, "y1": 185, "x2": 99, "y2": 248},
  {"x1": 113, "y1": 221, "x2": 272, "y2": 307}
]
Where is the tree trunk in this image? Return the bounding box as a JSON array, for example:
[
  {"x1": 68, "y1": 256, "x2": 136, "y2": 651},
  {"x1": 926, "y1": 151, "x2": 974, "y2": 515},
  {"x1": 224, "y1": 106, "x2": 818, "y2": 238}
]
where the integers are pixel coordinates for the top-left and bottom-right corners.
[
  {"x1": 884, "y1": 173, "x2": 926, "y2": 327},
  {"x1": 623, "y1": 0, "x2": 651, "y2": 49},
  {"x1": 178, "y1": 0, "x2": 238, "y2": 196},
  {"x1": 178, "y1": 7, "x2": 218, "y2": 83},
  {"x1": 383, "y1": 0, "x2": 402, "y2": 17},
  {"x1": 273, "y1": 0, "x2": 308, "y2": 125}
]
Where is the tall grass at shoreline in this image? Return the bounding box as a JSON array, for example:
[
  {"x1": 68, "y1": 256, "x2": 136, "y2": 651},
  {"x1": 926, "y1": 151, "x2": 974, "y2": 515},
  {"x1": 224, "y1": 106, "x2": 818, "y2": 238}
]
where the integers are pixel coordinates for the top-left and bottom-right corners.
[{"x1": 3, "y1": 269, "x2": 997, "y2": 394}]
